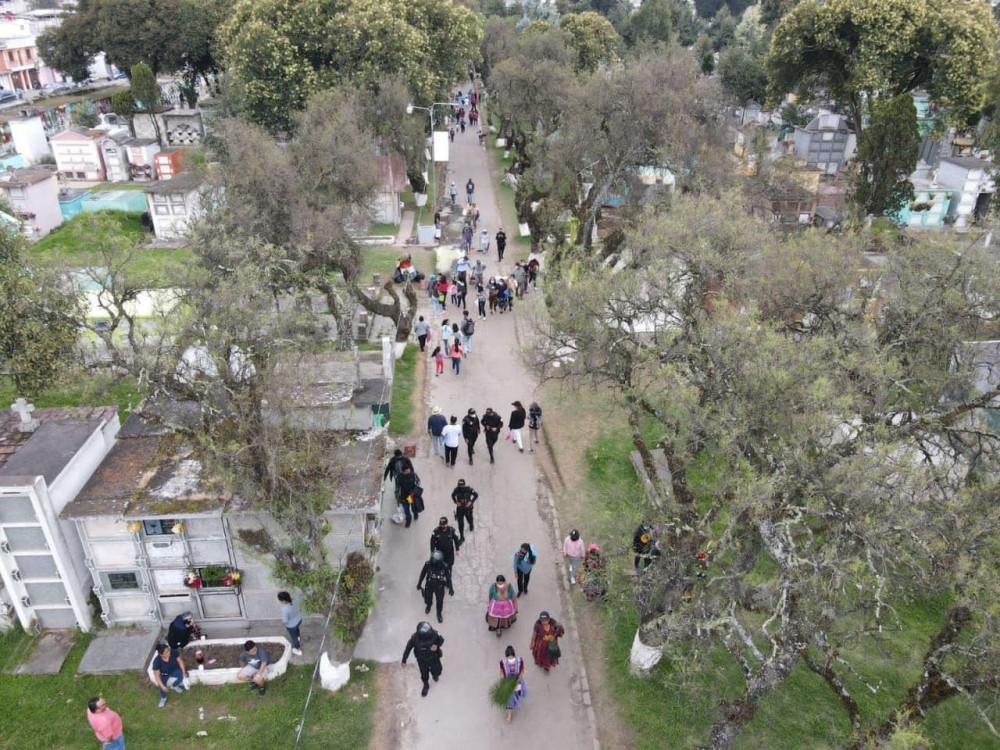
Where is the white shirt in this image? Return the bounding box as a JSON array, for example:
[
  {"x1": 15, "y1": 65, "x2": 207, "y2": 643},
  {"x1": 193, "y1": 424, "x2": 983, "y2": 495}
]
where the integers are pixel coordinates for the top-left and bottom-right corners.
[{"x1": 442, "y1": 424, "x2": 463, "y2": 448}]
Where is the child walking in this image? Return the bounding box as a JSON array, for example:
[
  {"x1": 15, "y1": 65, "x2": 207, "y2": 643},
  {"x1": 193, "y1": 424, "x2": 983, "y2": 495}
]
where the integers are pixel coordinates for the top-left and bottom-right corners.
[{"x1": 432, "y1": 346, "x2": 444, "y2": 376}]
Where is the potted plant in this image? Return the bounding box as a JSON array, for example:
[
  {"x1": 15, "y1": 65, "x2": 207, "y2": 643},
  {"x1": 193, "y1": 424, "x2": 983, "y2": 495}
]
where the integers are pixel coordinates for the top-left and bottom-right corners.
[{"x1": 200, "y1": 565, "x2": 227, "y2": 588}]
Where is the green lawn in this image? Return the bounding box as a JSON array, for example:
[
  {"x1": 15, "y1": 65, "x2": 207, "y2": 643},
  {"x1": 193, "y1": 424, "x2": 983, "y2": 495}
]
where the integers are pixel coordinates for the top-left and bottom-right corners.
[
  {"x1": 359, "y1": 246, "x2": 404, "y2": 282},
  {"x1": 0, "y1": 373, "x2": 145, "y2": 422},
  {"x1": 388, "y1": 344, "x2": 417, "y2": 435},
  {"x1": 33, "y1": 211, "x2": 193, "y2": 286},
  {"x1": 0, "y1": 628, "x2": 376, "y2": 750},
  {"x1": 583, "y1": 430, "x2": 1000, "y2": 750}
]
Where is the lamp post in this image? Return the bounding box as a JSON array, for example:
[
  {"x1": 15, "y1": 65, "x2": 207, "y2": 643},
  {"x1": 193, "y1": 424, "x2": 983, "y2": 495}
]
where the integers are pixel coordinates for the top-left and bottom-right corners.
[{"x1": 406, "y1": 101, "x2": 458, "y2": 214}]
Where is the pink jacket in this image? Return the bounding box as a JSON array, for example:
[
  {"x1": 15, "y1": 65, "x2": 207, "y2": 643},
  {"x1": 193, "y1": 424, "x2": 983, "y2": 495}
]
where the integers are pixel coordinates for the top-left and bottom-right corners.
[{"x1": 563, "y1": 536, "x2": 585, "y2": 558}]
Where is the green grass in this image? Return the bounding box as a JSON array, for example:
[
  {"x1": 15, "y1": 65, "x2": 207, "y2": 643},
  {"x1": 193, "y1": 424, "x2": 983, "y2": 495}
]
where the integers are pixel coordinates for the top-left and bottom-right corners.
[
  {"x1": 0, "y1": 373, "x2": 146, "y2": 422},
  {"x1": 32, "y1": 211, "x2": 193, "y2": 286},
  {"x1": 89, "y1": 182, "x2": 149, "y2": 192},
  {"x1": 0, "y1": 626, "x2": 377, "y2": 750},
  {"x1": 388, "y1": 344, "x2": 417, "y2": 435},
  {"x1": 582, "y1": 431, "x2": 1000, "y2": 749},
  {"x1": 368, "y1": 222, "x2": 399, "y2": 236},
  {"x1": 359, "y1": 246, "x2": 406, "y2": 283}
]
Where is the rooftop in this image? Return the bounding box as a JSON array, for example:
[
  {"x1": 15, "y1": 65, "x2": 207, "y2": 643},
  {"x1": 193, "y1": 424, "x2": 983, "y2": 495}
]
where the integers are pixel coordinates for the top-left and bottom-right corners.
[
  {"x1": 0, "y1": 167, "x2": 54, "y2": 187},
  {"x1": 0, "y1": 405, "x2": 116, "y2": 482},
  {"x1": 941, "y1": 156, "x2": 993, "y2": 171},
  {"x1": 145, "y1": 172, "x2": 202, "y2": 194},
  {"x1": 62, "y1": 428, "x2": 229, "y2": 519}
]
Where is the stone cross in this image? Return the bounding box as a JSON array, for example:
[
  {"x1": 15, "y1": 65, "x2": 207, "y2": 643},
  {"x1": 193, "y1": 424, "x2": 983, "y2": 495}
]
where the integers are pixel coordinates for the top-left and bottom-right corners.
[{"x1": 10, "y1": 398, "x2": 39, "y2": 433}]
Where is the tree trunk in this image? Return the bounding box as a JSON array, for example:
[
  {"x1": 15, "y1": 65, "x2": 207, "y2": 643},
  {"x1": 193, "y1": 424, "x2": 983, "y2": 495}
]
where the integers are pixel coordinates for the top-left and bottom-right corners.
[
  {"x1": 627, "y1": 402, "x2": 668, "y2": 507},
  {"x1": 803, "y1": 649, "x2": 862, "y2": 737},
  {"x1": 701, "y1": 643, "x2": 802, "y2": 750},
  {"x1": 858, "y1": 606, "x2": 972, "y2": 749}
]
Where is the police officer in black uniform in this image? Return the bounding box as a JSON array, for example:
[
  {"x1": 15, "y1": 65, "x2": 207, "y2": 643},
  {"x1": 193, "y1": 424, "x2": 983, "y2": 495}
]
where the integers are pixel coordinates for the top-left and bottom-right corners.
[
  {"x1": 416, "y1": 550, "x2": 454, "y2": 623},
  {"x1": 401, "y1": 621, "x2": 445, "y2": 697},
  {"x1": 461, "y1": 408, "x2": 480, "y2": 465},
  {"x1": 430, "y1": 516, "x2": 462, "y2": 568},
  {"x1": 451, "y1": 479, "x2": 478, "y2": 541}
]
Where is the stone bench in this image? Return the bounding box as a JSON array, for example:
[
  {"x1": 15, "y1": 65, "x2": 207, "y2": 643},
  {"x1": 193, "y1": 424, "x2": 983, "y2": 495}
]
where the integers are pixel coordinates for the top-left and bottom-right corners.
[{"x1": 146, "y1": 636, "x2": 292, "y2": 687}]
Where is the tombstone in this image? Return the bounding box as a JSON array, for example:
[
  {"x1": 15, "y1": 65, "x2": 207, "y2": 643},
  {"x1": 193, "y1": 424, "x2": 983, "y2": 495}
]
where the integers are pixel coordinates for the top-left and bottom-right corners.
[
  {"x1": 372, "y1": 273, "x2": 381, "y2": 286},
  {"x1": 10, "y1": 398, "x2": 38, "y2": 433},
  {"x1": 356, "y1": 311, "x2": 370, "y2": 340}
]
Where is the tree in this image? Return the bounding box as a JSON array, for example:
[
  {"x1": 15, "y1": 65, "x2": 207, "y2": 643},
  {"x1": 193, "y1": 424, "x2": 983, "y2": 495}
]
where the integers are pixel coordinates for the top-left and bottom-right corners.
[
  {"x1": 37, "y1": 18, "x2": 94, "y2": 81},
  {"x1": 851, "y1": 93, "x2": 920, "y2": 219},
  {"x1": 111, "y1": 88, "x2": 137, "y2": 137},
  {"x1": 622, "y1": 0, "x2": 673, "y2": 48},
  {"x1": 131, "y1": 62, "x2": 163, "y2": 143},
  {"x1": 768, "y1": 0, "x2": 999, "y2": 132},
  {"x1": 536, "y1": 192, "x2": 1000, "y2": 748},
  {"x1": 70, "y1": 100, "x2": 100, "y2": 128},
  {"x1": 560, "y1": 11, "x2": 621, "y2": 72},
  {"x1": 0, "y1": 227, "x2": 81, "y2": 396},
  {"x1": 219, "y1": 0, "x2": 483, "y2": 133},
  {"x1": 38, "y1": 0, "x2": 228, "y2": 80},
  {"x1": 717, "y1": 43, "x2": 766, "y2": 102}
]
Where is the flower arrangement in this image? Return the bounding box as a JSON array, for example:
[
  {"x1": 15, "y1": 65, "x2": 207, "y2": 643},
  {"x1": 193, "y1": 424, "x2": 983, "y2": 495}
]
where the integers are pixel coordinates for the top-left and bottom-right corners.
[
  {"x1": 172, "y1": 522, "x2": 185, "y2": 534},
  {"x1": 126, "y1": 522, "x2": 142, "y2": 533},
  {"x1": 221, "y1": 570, "x2": 241, "y2": 587},
  {"x1": 183, "y1": 571, "x2": 202, "y2": 589}
]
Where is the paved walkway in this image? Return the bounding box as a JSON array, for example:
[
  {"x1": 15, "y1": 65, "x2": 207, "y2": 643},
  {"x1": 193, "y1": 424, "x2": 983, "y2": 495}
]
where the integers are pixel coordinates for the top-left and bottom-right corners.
[{"x1": 356, "y1": 100, "x2": 594, "y2": 749}]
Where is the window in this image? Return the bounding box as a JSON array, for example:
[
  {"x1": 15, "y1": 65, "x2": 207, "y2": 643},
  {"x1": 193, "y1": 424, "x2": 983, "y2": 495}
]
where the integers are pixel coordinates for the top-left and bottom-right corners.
[
  {"x1": 171, "y1": 204, "x2": 186, "y2": 215},
  {"x1": 142, "y1": 519, "x2": 176, "y2": 536},
  {"x1": 154, "y1": 205, "x2": 169, "y2": 215},
  {"x1": 102, "y1": 571, "x2": 140, "y2": 591},
  {"x1": 7, "y1": 187, "x2": 23, "y2": 199},
  {"x1": 75, "y1": 172, "x2": 86, "y2": 179},
  {"x1": 152, "y1": 194, "x2": 167, "y2": 203}
]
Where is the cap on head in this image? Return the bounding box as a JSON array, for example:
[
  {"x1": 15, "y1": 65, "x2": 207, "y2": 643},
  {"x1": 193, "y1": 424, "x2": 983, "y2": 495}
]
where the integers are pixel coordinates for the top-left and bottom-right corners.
[
  {"x1": 181, "y1": 611, "x2": 193, "y2": 621},
  {"x1": 468, "y1": 408, "x2": 476, "y2": 415},
  {"x1": 439, "y1": 516, "x2": 448, "y2": 526},
  {"x1": 417, "y1": 621, "x2": 432, "y2": 634},
  {"x1": 432, "y1": 550, "x2": 444, "y2": 562},
  {"x1": 570, "y1": 529, "x2": 580, "y2": 541},
  {"x1": 457, "y1": 479, "x2": 466, "y2": 486},
  {"x1": 539, "y1": 611, "x2": 550, "y2": 620}
]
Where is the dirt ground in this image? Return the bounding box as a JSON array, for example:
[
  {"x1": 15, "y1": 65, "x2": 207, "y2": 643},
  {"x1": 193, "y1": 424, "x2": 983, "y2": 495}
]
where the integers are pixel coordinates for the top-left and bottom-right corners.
[{"x1": 369, "y1": 664, "x2": 404, "y2": 749}]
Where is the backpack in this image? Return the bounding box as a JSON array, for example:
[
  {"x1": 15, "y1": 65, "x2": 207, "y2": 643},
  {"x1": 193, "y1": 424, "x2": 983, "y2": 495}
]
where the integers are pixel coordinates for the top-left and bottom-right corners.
[{"x1": 462, "y1": 318, "x2": 475, "y2": 335}]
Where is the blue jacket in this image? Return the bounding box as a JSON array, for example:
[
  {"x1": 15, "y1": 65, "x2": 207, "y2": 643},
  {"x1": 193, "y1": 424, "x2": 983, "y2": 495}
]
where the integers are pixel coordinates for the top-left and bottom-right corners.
[
  {"x1": 427, "y1": 414, "x2": 447, "y2": 436},
  {"x1": 513, "y1": 545, "x2": 538, "y2": 575}
]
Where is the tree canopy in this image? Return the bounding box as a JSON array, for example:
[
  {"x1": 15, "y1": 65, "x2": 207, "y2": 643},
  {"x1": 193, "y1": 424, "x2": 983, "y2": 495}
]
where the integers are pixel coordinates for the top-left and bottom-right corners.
[
  {"x1": 851, "y1": 93, "x2": 921, "y2": 219},
  {"x1": 539, "y1": 192, "x2": 1000, "y2": 748},
  {"x1": 560, "y1": 11, "x2": 622, "y2": 72},
  {"x1": 37, "y1": 0, "x2": 228, "y2": 79},
  {"x1": 219, "y1": 0, "x2": 483, "y2": 132},
  {"x1": 0, "y1": 227, "x2": 81, "y2": 396},
  {"x1": 768, "y1": 0, "x2": 999, "y2": 129}
]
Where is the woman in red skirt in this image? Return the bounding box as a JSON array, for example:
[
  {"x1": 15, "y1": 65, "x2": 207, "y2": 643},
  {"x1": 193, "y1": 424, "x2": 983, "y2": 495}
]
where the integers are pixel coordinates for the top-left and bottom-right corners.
[{"x1": 529, "y1": 611, "x2": 565, "y2": 671}]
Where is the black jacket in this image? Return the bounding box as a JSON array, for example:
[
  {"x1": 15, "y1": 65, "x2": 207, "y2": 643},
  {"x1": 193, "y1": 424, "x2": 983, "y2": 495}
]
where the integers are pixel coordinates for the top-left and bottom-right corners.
[
  {"x1": 451, "y1": 485, "x2": 478, "y2": 507},
  {"x1": 462, "y1": 415, "x2": 480, "y2": 440},
  {"x1": 417, "y1": 559, "x2": 454, "y2": 591},
  {"x1": 495, "y1": 230, "x2": 507, "y2": 248},
  {"x1": 384, "y1": 454, "x2": 413, "y2": 481},
  {"x1": 166, "y1": 616, "x2": 193, "y2": 650},
  {"x1": 402, "y1": 628, "x2": 444, "y2": 664},
  {"x1": 431, "y1": 526, "x2": 462, "y2": 556},
  {"x1": 396, "y1": 470, "x2": 419, "y2": 498},
  {"x1": 508, "y1": 409, "x2": 526, "y2": 430},
  {"x1": 480, "y1": 412, "x2": 503, "y2": 436}
]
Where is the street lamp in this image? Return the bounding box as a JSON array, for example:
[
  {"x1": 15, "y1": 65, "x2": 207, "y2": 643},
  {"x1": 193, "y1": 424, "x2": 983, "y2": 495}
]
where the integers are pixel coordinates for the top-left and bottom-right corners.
[{"x1": 406, "y1": 101, "x2": 458, "y2": 213}]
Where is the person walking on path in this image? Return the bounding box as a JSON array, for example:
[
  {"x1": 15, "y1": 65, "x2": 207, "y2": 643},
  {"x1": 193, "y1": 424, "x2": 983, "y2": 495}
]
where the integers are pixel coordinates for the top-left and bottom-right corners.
[
  {"x1": 495, "y1": 227, "x2": 507, "y2": 262},
  {"x1": 449, "y1": 181, "x2": 457, "y2": 207},
  {"x1": 431, "y1": 516, "x2": 462, "y2": 569},
  {"x1": 513, "y1": 542, "x2": 538, "y2": 596},
  {"x1": 416, "y1": 550, "x2": 454, "y2": 623},
  {"x1": 529, "y1": 611, "x2": 566, "y2": 672},
  {"x1": 476, "y1": 284, "x2": 487, "y2": 320},
  {"x1": 87, "y1": 697, "x2": 125, "y2": 750},
  {"x1": 461, "y1": 408, "x2": 480, "y2": 464},
  {"x1": 466, "y1": 178, "x2": 475, "y2": 204},
  {"x1": 528, "y1": 402, "x2": 542, "y2": 452},
  {"x1": 479, "y1": 229, "x2": 490, "y2": 254},
  {"x1": 480, "y1": 407, "x2": 504, "y2": 463},
  {"x1": 396, "y1": 465, "x2": 421, "y2": 527},
  {"x1": 499, "y1": 645, "x2": 527, "y2": 724},
  {"x1": 151, "y1": 642, "x2": 190, "y2": 707},
  {"x1": 450, "y1": 334, "x2": 464, "y2": 376},
  {"x1": 451, "y1": 478, "x2": 478, "y2": 540},
  {"x1": 563, "y1": 529, "x2": 585, "y2": 585},
  {"x1": 442, "y1": 415, "x2": 462, "y2": 466},
  {"x1": 440, "y1": 318, "x2": 452, "y2": 352},
  {"x1": 414, "y1": 316, "x2": 431, "y2": 352},
  {"x1": 427, "y1": 405, "x2": 447, "y2": 458},
  {"x1": 402, "y1": 621, "x2": 445, "y2": 697},
  {"x1": 277, "y1": 592, "x2": 303, "y2": 655},
  {"x1": 508, "y1": 401, "x2": 527, "y2": 452},
  {"x1": 460, "y1": 311, "x2": 475, "y2": 354},
  {"x1": 432, "y1": 345, "x2": 445, "y2": 376},
  {"x1": 486, "y1": 574, "x2": 518, "y2": 638},
  {"x1": 383, "y1": 448, "x2": 413, "y2": 487}
]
